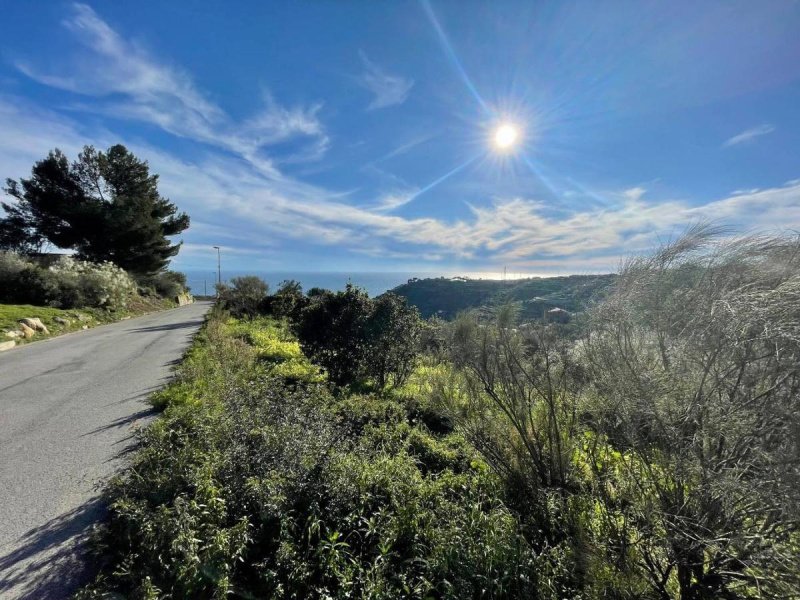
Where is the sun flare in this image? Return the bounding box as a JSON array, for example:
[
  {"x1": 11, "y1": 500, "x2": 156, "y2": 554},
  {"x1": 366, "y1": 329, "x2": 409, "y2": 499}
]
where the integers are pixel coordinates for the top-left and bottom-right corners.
[{"x1": 493, "y1": 123, "x2": 520, "y2": 151}]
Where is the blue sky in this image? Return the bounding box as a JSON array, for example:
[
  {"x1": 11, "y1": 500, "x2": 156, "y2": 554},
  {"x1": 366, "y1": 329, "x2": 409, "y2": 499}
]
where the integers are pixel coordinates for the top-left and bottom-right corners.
[{"x1": 1, "y1": 1, "x2": 799, "y2": 275}]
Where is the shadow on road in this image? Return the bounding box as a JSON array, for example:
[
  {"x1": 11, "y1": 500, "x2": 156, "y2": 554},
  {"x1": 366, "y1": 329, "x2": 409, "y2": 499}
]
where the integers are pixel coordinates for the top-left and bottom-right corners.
[
  {"x1": 129, "y1": 319, "x2": 204, "y2": 333},
  {"x1": 0, "y1": 498, "x2": 105, "y2": 599},
  {"x1": 80, "y1": 407, "x2": 156, "y2": 437}
]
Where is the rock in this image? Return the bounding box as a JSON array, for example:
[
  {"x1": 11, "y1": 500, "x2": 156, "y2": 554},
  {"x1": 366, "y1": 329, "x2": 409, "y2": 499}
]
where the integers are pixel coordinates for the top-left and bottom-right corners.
[
  {"x1": 54, "y1": 317, "x2": 71, "y2": 326},
  {"x1": 18, "y1": 323, "x2": 35, "y2": 339},
  {"x1": 19, "y1": 317, "x2": 50, "y2": 335},
  {"x1": 0, "y1": 340, "x2": 15, "y2": 352},
  {"x1": 74, "y1": 313, "x2": 92, "y2": 322},
  {"x1": 5, "y1": 330, "x2": 20, "y2": 339},
  {"x1": 82, "y1": 325, "x2": 89, "y2": 330},
  {"x1": 177, "y1": 292, "x2": 194, "y2": 306}
]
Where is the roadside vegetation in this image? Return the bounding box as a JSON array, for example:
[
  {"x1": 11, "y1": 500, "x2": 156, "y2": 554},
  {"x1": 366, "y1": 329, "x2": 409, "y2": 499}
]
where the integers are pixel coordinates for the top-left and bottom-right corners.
[
  {"x1": 80, "y1": 227, "x2": 799, "y2": 599},
  {"x1": 0, "y1": 145, "x2": 192, "y2": 346},
  {"x1": 79, "y1": 308, "x2": 539, "y2": 598},
  {"x1": 0, "y1": 300, "x2": 173, "y2": 343},
  {"x1": 0, "y1": 251, "x2": 189, "y2": 345}
]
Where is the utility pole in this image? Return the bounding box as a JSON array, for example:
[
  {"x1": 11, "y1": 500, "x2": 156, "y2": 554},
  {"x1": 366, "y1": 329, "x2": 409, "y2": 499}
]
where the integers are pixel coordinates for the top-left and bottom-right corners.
[{"x1": 212, "y1": 246, "x2": 221, "y2": 287}]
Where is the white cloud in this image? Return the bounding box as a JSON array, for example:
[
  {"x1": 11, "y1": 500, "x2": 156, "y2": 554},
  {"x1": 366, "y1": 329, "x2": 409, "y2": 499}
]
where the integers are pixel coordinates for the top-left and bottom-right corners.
[
  {"x1": 623, "y1": 187, "x2": 646, "y2": 202},
  {"x1": 4, "y1": 4, "x2": 799, "y2": 274},
  {"x1": 3, "y1": 94, "x2": 799, "y2": 273},
  {"x1": 16, "y1": 3, "x2": 328, "y2": 174},
  {"x1": 723, "y1": 123, "x2": 775, "y2": 147},
  {"x1": 372, "y1": 192, "x2": 416, "y2": 213},
  {"x1": 357, "y1": 51, "x2": 414, "y2": 110}
]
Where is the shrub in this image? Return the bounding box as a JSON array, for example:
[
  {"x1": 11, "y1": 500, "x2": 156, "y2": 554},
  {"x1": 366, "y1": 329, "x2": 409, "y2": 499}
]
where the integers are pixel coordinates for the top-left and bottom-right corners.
[
  {"x1": 79, "y1": 313, "x2": 544, "y2": 599},
  {"x1": 582, "y1": 227, "x2": 800, "y2": 598},
  {"x1": 48, "y1": 256, "x2": 136, "y2": 310},
  {"x1": 12, "y1": 264, "x2": 61, "y2": 305},
  {"x1": 263, "y1": 279, "x2": 309, "y2": 321},
  {"x1": 136, "y1": 270, "x2": 187, "y2": 300},
  {"x1": 0, "y1": 250, "x2": 28, "y2": 282},
  {"x1": 295, "y1": 286, "x2": 422, "y2": 390},
  {"x1": 0, "y1": 252, "x2": 135, "y2": 310},
  {"x1": 364, "y1": 293, "x2": 421, "y2": 389},
  {"x1": 295, "y1": 284, "x2": 372, "y2": 386},
  {"x1": 216, "y1": 276, "x2": 268, "y2": 318}
]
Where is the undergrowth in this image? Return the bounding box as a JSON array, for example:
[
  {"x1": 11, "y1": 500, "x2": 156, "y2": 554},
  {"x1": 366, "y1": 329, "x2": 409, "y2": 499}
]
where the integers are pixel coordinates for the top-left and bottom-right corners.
[
  {"x1": 0, "y1": 295, "x2": 176, "y2": 345},
  {"x1": 78, "y1": 310, "x2": 550, "y2": 599}
]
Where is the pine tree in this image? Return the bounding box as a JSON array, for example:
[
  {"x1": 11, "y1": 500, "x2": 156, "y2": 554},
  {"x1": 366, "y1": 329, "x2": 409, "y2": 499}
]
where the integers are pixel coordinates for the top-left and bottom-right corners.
[{"x1": 1, "y1": 144, "x2": 189, "y2": 274}]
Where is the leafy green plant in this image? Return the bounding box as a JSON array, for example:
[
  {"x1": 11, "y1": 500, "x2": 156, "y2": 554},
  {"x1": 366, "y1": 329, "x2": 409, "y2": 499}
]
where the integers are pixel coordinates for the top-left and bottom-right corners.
[
  {"x1": 216, "y1": 275, "x2": 269, "y2": 319},
  {"x1": 80, "y1": 311, "x2": 547, "y2": 599}
]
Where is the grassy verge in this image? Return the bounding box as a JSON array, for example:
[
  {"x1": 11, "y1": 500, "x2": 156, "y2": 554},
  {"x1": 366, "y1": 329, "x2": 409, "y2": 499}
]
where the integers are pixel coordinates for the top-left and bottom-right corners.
[
  {"x1": 78, "y1": 310, "x2": 545, "y2": 599},
  {"x1": 0, "y1": 296, "x2": 177, "y2": 346}
]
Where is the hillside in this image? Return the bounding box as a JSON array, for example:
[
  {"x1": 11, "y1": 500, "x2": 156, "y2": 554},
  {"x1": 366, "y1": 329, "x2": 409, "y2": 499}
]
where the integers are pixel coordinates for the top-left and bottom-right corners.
[{"x1": 389, "y1": 273, "x2": 616, "y2": 320}]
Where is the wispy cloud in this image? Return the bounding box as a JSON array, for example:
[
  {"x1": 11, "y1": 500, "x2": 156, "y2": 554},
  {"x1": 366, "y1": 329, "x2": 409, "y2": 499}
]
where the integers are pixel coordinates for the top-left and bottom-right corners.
[
  {"x1": 357, "y1": 51, "x2": 414, "y2": 110},
  {"x1": 371, "y1": 192, "x2": 416, "y2": 213},
  {"x1": 723, "y1": 123, "x2": 775, "y2": 147},
  {"x1": 369, "y1": 134, "x2": 434, "y2": 165},
  {"x1": 5, "y1": 5, "x2": 799, "y2": 274},
  {"x1": 623, "y1": 187, "x2": 646, "y2": 202},
  {"x1": 4, "y1": 93, "x2": 799, "y2": 272},
  {"x1": 16, "y1": 3, "x2": 328, "y2": 174}
]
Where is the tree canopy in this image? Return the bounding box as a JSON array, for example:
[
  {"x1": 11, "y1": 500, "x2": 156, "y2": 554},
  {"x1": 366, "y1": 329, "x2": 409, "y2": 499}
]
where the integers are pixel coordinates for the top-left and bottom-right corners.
[
  {"x1": 1, "y1": 145, "x2": 189, "y2": 274},
  {"x1": 295, "y1": 285, "x2": 422, "y2": 388}
]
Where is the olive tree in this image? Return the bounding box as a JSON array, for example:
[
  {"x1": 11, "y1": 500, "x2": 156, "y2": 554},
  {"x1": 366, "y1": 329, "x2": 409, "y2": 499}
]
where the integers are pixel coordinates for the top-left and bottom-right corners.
[
  {"x1": 364, "y1": 293, "x2": 421, "y2": 390},
  {"x1": 296, "y1": 287, "x2": 422, "y2": 390}
]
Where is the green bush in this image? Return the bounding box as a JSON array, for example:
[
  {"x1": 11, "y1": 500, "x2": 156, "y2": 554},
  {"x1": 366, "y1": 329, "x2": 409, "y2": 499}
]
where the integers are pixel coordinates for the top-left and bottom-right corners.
[
  {"x1": 264, "y1": 279, "x2": 309, "y2": 321},
  {"x1": 0, "y1": 252, "x2": 136, "y2": 310},
  {"x1": 0, "y1": 250, "x2": 27, "y2": 281},
  {"x1": 49, "y1": 256, "x2": 136, "y2": 310},
  {"x1": 295, "y1": 286, "x2": 422, "y2": 390},
  {"x1": 136, "y1": 270, "x2": 187, "y2": 300},
  {"x1": 79, "y1": 313, "x2": 547, "y2": 599},
  {"x1": 295, "y1": 284, "x2": 372, "y2": 386},
  {"x1": 216, "y1": 275, "x2": 269, "y2": 318}
]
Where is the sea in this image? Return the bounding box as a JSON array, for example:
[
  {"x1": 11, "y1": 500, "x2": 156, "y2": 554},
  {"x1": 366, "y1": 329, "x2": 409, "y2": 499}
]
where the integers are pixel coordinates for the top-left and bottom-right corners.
[{"x1": 181, "y1": 270, "x2": 542, "y2": 298}]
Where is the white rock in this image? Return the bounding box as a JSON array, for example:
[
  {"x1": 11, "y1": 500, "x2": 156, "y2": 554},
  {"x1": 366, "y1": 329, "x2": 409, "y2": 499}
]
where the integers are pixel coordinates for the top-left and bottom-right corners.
[
  {"x1": 0, "y1": 340, "x2": 16, "y2": 352},
  {"x1": 19, "y1": 318, "x2": 50, "y2": 335}
]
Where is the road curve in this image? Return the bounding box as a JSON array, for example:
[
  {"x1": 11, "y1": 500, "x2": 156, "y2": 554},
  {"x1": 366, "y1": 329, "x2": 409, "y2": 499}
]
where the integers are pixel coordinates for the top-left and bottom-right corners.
[{"x1": 0, "y1": 302, "x2": 211, "y2": 599}]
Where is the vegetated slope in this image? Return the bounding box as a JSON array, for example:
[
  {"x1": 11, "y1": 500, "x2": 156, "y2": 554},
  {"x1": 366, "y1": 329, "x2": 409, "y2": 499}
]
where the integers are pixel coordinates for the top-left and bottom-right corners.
[
  {"x1": 79, "y1": 229, "x2": 800, "y2": 599},
  {"x1": 78, "y1": 312, "x2": 544, "y2": 599},
  {"x1": 389, "y1": 273, "x2": 615, "y2": 320},
  {"x1": 0, "y1": 296, "x2": 176, "y2": 345}
]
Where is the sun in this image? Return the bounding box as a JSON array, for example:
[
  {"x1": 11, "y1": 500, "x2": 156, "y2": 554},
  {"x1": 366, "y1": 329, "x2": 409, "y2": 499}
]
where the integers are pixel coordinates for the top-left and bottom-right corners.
[{"x1": 493, "y1": 123, "x2": 520, "y2": 151}]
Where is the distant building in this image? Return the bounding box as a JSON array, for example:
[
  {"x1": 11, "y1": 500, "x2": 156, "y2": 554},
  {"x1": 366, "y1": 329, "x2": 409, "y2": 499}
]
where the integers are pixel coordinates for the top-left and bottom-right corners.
[{"x1": 546, "y1": 307, "x2": 571, "y2": 324}]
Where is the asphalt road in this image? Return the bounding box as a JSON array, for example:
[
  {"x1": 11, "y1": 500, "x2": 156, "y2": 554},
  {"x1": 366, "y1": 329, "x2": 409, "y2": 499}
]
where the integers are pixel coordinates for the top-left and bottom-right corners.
[{"x1": 0, "y1": 302, "x2": 211, "y2": 599}]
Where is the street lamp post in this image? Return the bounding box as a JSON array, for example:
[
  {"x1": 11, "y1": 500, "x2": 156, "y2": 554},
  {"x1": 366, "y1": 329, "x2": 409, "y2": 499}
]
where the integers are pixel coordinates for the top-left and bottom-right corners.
[{"x1": 212, "y1": 246, "x2": 221, "y2": 287}]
